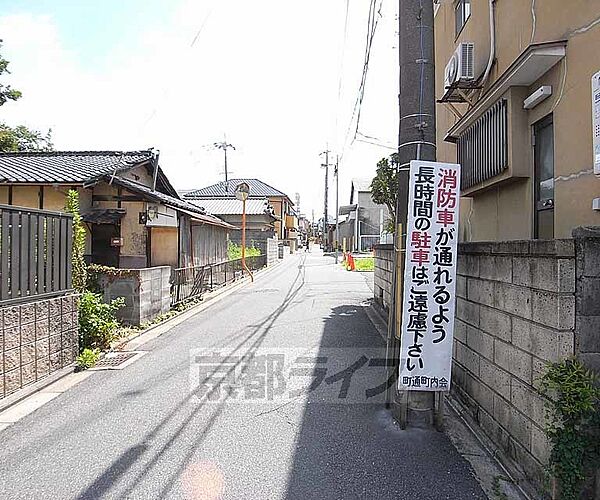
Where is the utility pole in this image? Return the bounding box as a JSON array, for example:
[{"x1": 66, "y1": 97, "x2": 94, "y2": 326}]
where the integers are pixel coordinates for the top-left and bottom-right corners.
[
  {"x1": 388, "y1": 0, "x2": 438, "y2": 428},
  {"x1": 334, "y1": 155, "x2": 340, "y2": 264},
  {"x1": 320, "y1": 149, "x2": 331, "y2": 251},
  {"x1": 213, "y1": 134, "x2": 236, "y2": 183}
]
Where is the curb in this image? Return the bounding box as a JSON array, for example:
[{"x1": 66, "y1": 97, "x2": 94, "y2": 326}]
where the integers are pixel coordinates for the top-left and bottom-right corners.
[
  {"x1": 363, "y1": 300, "x2": 390, "y2": 343},
  {"x1": 446, "y1": 394, "x2": 537, "y2": 500},
  {"x1": 0, "y1": 365, "x2": 75, "y2": 415}
]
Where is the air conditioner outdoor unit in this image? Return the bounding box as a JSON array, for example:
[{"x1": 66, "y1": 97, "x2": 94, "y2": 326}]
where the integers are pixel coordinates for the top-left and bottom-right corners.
[{"x1": 444, "y1": 42, "x2": 475, "y2": 90}]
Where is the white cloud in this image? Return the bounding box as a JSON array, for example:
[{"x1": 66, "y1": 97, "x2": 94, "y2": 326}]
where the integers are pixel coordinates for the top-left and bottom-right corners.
[{"x1": 0, "y1": 0, "x2": 398, "y2": 217}]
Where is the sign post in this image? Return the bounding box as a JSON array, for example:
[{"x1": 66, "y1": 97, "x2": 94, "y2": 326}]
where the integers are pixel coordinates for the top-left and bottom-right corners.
[{"x1": 398, "y1": 160, "x2": 461, "y2": 425}]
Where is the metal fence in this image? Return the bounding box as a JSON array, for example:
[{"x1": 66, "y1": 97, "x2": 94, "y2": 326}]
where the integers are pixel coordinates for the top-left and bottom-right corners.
[
  {"x1": 170, "y1": 254, "x2": 267, "y2": 306},
  {"x1": 0, "y1": 204, "x2": 73, "y2": 305}
]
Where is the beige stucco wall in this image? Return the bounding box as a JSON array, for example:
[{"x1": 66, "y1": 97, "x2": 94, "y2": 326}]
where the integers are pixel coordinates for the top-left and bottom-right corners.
[
  {"x1": 122, "y1": 164, "x2": 152, "y2": 185},
  {"x1": 270, "y1": 197, "x2": 284, "y2": 239},
  {"x1": 43, "y1": 186, "x2": 67, "y2": 211},
  {"x1": 435, "y1": 0, "x2": 600, "y2": 240},
  {"x1": 150, "y1": 227, "x2": 178, "y2": 267},
  {"x1": 120, "y1": 201, "x2": 146, "y2": 262},
  {"x1": 12, "y1": 186, "x2": 40, "y2": 208}
]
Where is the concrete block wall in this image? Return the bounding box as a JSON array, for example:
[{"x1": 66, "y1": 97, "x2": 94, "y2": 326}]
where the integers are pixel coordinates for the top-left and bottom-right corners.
[
  {"x1": 98, "y1": 266, "x2": 171, "y2": 326},
  {"x1": 0, "y1": 294, "x2": 78, "y2": 400},
  {"x1": 454, "y1": 239, "x2": 577, "y2": 487},
  {"x1": 573, "y1": 227, "x2": 600, "y2": 374},
  {"x1": 267, "y1": 238, "x2": 279, "y2": 266},
  {"x1": 373, "y1": 244, "x2": 394, "y2": 311}
]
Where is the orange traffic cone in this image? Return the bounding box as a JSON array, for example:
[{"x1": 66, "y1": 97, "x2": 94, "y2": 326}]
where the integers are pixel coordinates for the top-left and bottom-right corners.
[{"x1": 347, "y1": 253, "x2": 355, "y2": 271}]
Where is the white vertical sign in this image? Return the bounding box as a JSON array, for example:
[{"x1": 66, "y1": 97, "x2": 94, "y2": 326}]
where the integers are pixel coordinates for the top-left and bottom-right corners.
[
  {"x1": 593, "y1": 70, "x2": 600, "y2": 175},
  {"x1": 398, "y1": 160, "x2": 461, "y2": 392}
]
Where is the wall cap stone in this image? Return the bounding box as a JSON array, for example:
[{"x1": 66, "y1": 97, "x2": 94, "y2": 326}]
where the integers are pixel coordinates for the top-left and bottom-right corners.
[
  {"x1": 572, "y1": 225, "x2": 600, "y2": 239},
  {"x1": 459, "y1": 239, "x2": 574, "y2": 257}
]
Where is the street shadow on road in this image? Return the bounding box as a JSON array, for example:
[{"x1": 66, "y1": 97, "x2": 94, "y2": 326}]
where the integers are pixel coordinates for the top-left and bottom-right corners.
[
  {"x1": 74, "y1": 255, "x2": 310, "y2": 499},
  {"x1": 282, "y1": 301, "x2": 487, "y2": 500}
]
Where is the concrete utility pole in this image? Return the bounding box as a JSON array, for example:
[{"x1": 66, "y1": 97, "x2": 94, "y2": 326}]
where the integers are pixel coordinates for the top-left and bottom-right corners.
[
  {"x1": 388, "y1": 0, "x2": 438, "y2": 428},
  {"x1": 214, "y1": 134, "x2": 236, "y2": 183},
  {"x1": 320, "y1": 149, "x2": 331, "y2": 251},
  {"x1": 334, "y1": 155, "x2": 340, "y2": 264}
]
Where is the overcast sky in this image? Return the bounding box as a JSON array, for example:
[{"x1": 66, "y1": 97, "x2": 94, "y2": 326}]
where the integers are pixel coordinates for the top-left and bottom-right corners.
[{"x1": 0, "y1": 0, "x2": 398, "y2": 219}]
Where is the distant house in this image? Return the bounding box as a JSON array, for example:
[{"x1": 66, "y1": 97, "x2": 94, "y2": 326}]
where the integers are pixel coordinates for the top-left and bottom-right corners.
[
  {"x1": 0, "y1": 150, "x2": 233, "y2": 269},
  {"x1": 183, "y1": 178, "x2": 298, "y2": 243},
  {"x1": 186, "y1": 198, "x2": 277, "y2": 247},
  {"x1": 338, "y1": 178, "x2": 391, "y2": 252}
]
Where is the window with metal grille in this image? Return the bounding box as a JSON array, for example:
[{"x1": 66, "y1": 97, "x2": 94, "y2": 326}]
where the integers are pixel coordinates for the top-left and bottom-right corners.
[{"x1": 457, "y1": 99, "x2": 508, "y2": 190}]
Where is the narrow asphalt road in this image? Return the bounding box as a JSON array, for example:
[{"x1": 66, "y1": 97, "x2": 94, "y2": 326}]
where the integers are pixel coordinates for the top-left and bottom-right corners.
[{"x1": 0, "y1": 252, "x2": 486, "y2": 499}]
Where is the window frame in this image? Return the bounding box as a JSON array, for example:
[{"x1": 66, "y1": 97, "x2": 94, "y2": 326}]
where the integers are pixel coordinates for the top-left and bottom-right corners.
[{"x1": 454, "y1": 0, "x2": 471, "y2": 39}]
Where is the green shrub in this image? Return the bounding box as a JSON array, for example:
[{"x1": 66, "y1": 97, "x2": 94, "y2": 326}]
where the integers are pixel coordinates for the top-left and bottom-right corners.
[
  {"x1": 227, "y1": 240, "x2": 261, "y2": 260},
  {"x1": 78, "y1": 292, "x2": 125, "y2": 352},
  {"x1": 76, "y1": 348, "x2": 100, "y2": 370},
  {"x1": 539, "y1": 358, "x2": 600, "y2": 499},
  {"x1": 354, "y1": 257, "x2": 374, "y2": 271},
  {"x1": 64, "y1": 189, "x2": 87, "y2": 293}
]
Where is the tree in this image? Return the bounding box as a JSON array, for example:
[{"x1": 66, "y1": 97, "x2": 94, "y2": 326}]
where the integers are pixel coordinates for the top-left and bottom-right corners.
[
  {"x1": 0, "y1": 40, "x2": 54, "y2": 152},
  {"x1": 370, "y1": 153, "x2": 399, "y2": 232},
  {"x1": 0, "y1": 39, "x2": 22, "y2": 107},
  {"x1": 0, "y1": 123, "x2": 53, "y2": 152}
]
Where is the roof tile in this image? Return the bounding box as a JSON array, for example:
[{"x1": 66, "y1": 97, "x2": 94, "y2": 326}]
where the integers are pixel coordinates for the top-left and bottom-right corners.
[
  {"x1": 183, "y1": 178, "x2": 290, "y2": 200},
  {"x1": 0, "y1": 151, "x2": 153, "y2": 183}
]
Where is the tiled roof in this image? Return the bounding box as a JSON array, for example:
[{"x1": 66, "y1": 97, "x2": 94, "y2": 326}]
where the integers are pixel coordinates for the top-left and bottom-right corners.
[
  {"x1": 183, "y1": 178, "x2": 290, "y2": 200},
  {"x1": 187, "y1": 198, "x2": 274, "y2": 216},
  {"x1": 0, "y1": 150, "x2": 153, "y2": 183},
  {"x1": 108, "y1": 176, "x2": 234, "y2": 229}
]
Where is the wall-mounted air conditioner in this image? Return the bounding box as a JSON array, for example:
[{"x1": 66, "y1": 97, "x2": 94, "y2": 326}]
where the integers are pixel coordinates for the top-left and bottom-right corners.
[{"x1": 444, "y1": 42, "x2": 475, "y2": 90}]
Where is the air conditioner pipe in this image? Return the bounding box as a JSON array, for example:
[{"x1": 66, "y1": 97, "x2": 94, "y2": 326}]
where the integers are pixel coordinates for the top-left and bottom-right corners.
[{"x1": 480, "y1": 0, "x2": 496, "y2": 87}]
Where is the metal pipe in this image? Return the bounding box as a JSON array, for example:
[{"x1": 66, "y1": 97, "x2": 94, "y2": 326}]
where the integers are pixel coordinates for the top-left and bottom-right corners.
[{"x1": 480, "y1": 0, "x2": 496, "y2": 86}]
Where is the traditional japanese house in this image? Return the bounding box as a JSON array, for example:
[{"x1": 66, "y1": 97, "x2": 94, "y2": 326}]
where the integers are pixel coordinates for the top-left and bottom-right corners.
[{"x1": 0, "y1": 150, "x2": 233, "y2": 268}]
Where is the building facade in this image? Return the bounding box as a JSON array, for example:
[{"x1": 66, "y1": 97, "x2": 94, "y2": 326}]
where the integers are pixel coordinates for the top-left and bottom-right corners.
[
  {"x1": 184, "y1": 178, "x2": 298, "y2": 242},
  {"x1": 0, "y1": 151, "x2": 232, "y2": 269},
  {"x1": 435, "y1": 0, "x2": 600, "y2": 241},
  {"x1": 338, "y1": 178, "x2": 391, "y2": 252},
  {"x1": 186, "y1": 198, "x2": 277, "y2": 247}
]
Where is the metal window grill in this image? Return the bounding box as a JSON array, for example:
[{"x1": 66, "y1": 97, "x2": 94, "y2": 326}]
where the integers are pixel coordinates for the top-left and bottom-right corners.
[{"x1": 457, "y1": 98, "x2": 508, "y2": 190}]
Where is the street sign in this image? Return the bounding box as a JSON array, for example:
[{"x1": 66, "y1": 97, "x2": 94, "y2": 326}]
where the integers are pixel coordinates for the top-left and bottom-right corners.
[{"x1": 398, "y1": 160, "x2": 461, "y2": 392}]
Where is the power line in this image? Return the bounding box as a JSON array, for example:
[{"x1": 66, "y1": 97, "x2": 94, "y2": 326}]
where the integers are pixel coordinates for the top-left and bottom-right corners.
[
  {"x1": 340, "y1": 0, "x2": 384, "y2": 161},
  {"x1": 140, "y1": 2, "x2": 219, "y2": 131},
  {"x1": 190, "y1": 4, "x2": 217, "y2": 47},
  {"x1": 353, "y1": 0, "x2": 383, "y2": 141},
  {"x1": 334, "y1": 0, "x2": 351, "y2": 152},
  {"x1": 355, "y1": 137, "x2": 397, "y2": 150}
]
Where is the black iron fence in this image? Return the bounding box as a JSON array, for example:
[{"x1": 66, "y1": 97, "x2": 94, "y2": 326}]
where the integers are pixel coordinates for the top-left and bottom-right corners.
[
  {"x1": 0, "y1": 204, "x2": 73, "y2": 305},
  {"x1": 170, "y1": 254, "x2": 267, "y2": 307}
]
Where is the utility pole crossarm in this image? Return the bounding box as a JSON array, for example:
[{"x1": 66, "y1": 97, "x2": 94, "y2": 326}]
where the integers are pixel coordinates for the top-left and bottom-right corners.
[{"x1": 213, "y1": 135, "x2": 236, "y2": 183}]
